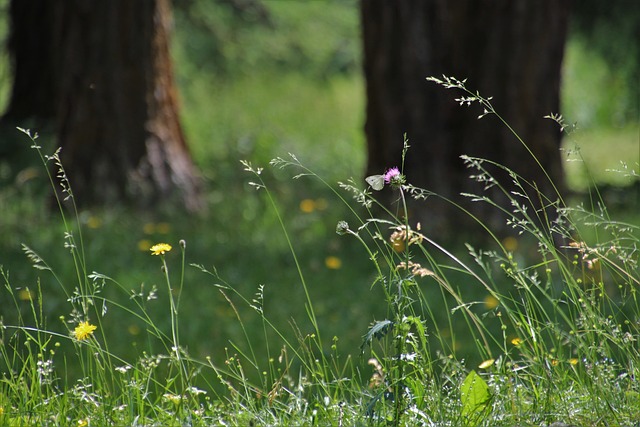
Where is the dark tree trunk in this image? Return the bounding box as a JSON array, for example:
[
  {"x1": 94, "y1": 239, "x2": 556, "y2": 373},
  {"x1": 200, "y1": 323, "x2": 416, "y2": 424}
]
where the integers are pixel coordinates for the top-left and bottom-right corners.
[
  {"x1": 361, "y1": 0, "x2": 570, "y2": 241},
  {"x1": 0, "y1": 0, "x2": 59, "y2": 159},
  {"x1": 3, "y1": 1, "x2": 58, "y2": 123},
  {"x1": 3, "y1": 0, "x2": 203, "y2": 212}
]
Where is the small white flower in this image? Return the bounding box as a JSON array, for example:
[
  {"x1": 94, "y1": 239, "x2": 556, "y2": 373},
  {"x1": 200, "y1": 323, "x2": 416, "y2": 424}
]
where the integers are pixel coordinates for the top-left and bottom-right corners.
[
  {"x1": 400, "y1": 353, "x2": 418, "y2": 362},
  {"x1": 115, "y1": 365, "x2": 132, "y2": 374},
  {"x1": 187, "y1": 386, "x2": 207, "y2": 396}
]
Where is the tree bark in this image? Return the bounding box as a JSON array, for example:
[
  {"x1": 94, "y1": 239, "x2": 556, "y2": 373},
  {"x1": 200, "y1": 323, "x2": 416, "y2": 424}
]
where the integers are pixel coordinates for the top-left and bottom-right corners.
[
  {"x1": 3, "y1": 1, "x2": 58, "y2": 124},
  {"x1": 361, "y1": 0, "x2": 569, "y2": 241},
  {"x1": 3, "y1": 0, "x2": 203, "y2": 212}
]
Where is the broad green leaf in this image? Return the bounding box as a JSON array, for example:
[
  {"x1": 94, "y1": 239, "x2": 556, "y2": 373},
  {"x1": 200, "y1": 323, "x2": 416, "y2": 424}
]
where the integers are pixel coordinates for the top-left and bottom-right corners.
[{"x1": 461, "y1": 370, "x2": 491, "y2": 425}]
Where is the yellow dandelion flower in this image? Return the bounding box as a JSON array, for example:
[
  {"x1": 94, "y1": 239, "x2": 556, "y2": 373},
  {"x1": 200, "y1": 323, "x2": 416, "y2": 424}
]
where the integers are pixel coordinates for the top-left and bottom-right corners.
[
  {"x1": 478, "y1": 358, "x2": 495, "y2": 369},
  {"x1": 511, "y1": 337, "x2": 522, "y2": 346},
  {"x1": 325, "y1": 256, "x2": 342, "y2": 270},
  {"x1": 569, "y1": 358, "x2": 579, "y2": 365},
  {"x1": 73, "y1": 321, "x2": 97, "y2": 341},
  {"x1": 299, "y1": 199, "x2": 316, "y2": 213},
  {"x1": 18, "y1": 288, "x2": 33, "y2": 301},
  {"x1": 138, "y1": 239, "x2": 153, "y2": 251},
  {"x1": 86, "y1": 215, "x2": 102, "y2": 229},
  {"x1": 502, "y1": 236, "x2": 518, "y2": 252},
  {"x1": 77, "y1": 419, "x2": 89, "y2": 427},
  {"x1": 484, "y1": 295, "x2": 499, "y2": 310},
  {"x1": 150, "y1": 243, "x2": 172, "y2": 256}
]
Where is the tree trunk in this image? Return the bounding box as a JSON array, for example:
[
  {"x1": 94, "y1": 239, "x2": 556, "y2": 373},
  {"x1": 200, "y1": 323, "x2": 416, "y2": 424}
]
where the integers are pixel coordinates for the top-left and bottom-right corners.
[
  {"x1": 3, "y1": 1, "x2": 57, "y2": 124},
  {"x1": 3, "y1": 0, "x2": 203, "y2": 212},
  {"x1": 361, "y1": 0, "x2": 569, "y2": 241},
  {"x1": 0, "y1": 0, "x2": 59, "y2": 159}
]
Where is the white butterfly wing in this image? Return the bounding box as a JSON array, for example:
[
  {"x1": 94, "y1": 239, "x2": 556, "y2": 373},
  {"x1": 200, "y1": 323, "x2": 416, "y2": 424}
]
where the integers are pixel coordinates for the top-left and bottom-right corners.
[{"x1": 365, "y1": 174, "x2": 385, "y2": 191}]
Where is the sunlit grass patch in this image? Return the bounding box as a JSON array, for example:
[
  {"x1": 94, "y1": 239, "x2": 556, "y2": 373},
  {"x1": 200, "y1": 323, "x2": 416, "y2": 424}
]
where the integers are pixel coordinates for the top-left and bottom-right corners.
[
  {"x1": 563, "y1": 124, "x2": 640, "y2": 190},
  {"x1": 179, "y1": 72, "x2": 365, "y2": 183}
]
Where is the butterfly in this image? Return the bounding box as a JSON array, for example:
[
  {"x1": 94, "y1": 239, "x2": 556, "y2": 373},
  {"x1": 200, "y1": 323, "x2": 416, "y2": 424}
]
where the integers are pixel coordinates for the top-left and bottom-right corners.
[{"x1": 365, "y1": 174, "x2": 385, "y2": 191}]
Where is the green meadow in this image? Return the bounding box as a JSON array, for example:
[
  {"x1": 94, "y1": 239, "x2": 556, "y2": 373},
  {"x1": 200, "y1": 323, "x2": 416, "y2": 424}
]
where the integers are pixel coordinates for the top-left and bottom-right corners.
[{"x1": 0, "y1": 3, "x2": 638, "y2": 425}]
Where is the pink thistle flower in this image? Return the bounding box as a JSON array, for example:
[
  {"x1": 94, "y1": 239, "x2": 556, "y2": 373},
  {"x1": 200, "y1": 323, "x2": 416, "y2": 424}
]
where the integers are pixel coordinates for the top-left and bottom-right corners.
[{"x1": 384, "y1": 167, "x2": 401, "y2": 184}]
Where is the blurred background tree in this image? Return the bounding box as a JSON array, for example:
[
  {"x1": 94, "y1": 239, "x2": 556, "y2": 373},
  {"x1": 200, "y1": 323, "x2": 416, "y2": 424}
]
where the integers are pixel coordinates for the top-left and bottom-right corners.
[
  {"x1": 361, "y1": 0, "x2": 570, "y2": 240},
  {"x1": 0, "y1": 0, "x2": 203, "y2": 211},
  {"x1": 0, "y1": 0, "x2": 636, "y2": 214}
]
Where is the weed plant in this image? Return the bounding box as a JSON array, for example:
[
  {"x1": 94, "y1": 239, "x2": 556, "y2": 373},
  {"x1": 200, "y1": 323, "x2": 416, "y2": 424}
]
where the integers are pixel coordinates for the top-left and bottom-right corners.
[{"x1": 1, "y1": 78, "x2": 639, "y2": 426}]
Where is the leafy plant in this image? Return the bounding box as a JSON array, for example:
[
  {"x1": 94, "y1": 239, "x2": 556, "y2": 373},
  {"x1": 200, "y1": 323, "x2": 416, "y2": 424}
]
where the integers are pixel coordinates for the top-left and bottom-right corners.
[{"x1": 460, "y1": 370, "x2": 491, "y2": 425}]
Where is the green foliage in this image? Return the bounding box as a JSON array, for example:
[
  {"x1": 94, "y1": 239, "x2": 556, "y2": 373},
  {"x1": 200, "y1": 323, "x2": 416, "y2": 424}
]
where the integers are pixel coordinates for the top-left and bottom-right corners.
[
  {"x1": 570, "y1": 0, "x2": 640, "y2": 126},
  {"x1": 460, "y1": 370, "x2": 491, "y2": 425},
  {"x1": 561, "y1": 37, "x2": 637, "y2": 129},
  {"x1": 178, "y1": 72, "x2": 365, "y2": 184},
  {"x1": 172, "y1": 0, "x2": 360, "y2": 79},
  {"x1": 361, "y1": 319, "x2": 393, "y2": 351}
]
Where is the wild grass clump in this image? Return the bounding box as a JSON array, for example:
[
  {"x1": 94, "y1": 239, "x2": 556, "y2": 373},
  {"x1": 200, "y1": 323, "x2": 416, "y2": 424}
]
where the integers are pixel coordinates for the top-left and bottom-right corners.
[{"x1": 1, "y1": 79, "x2": 639, "y2": 426}]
